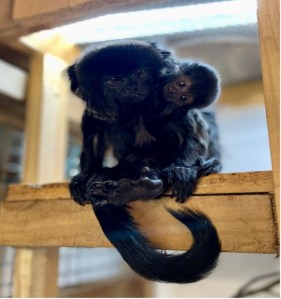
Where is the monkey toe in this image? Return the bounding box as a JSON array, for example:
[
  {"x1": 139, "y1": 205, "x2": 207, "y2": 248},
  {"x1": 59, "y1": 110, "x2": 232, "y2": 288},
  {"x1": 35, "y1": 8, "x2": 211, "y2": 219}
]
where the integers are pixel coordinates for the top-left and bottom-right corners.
[
  {"x1": 103, "y1": 181, "x2": 119, "y2": 191},
  {"x1": 89, "y1": 180, "x2": 120, "y2": 194}
]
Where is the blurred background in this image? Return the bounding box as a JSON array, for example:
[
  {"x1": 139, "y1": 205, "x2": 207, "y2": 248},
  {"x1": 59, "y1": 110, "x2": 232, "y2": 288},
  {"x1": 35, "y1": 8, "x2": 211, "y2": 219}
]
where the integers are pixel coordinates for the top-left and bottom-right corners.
[{"x1": 0, "y1": 0, "x2": 279, "y2": 297}]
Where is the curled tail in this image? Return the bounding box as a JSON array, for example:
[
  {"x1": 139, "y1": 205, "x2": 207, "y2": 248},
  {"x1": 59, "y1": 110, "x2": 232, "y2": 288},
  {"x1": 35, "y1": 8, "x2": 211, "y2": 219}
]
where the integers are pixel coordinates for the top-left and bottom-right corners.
[{"x1": 92, "y1": 203, "x2": 221, "y2": 283}]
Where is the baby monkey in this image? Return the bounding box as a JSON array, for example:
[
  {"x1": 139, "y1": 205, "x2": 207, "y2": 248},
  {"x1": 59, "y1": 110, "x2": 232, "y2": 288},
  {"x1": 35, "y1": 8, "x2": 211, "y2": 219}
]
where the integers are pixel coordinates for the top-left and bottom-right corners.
[
  {"x1": 158, "y1": 62, "x2": 222, "y2": 201},
  {"x1": 162, "y1": 62, "x2": 220, "y2": 112}
]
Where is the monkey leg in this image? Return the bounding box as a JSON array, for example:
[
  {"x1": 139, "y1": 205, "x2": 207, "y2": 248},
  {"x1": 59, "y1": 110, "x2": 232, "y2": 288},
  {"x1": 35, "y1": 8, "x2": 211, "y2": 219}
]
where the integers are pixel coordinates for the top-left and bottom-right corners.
[{"x1": 87, "y1": 166, "x2": 164, "y2": 207}]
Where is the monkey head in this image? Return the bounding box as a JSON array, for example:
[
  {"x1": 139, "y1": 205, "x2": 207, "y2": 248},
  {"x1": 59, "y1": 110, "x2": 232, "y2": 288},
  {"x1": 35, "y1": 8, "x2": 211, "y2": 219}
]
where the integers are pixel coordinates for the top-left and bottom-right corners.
[
  {"x1": 163, "y1": 62, "x2": 220, "y2": 109},
  {"x1": 67, "y1": 40, "x2": 172, "y2": 122}
]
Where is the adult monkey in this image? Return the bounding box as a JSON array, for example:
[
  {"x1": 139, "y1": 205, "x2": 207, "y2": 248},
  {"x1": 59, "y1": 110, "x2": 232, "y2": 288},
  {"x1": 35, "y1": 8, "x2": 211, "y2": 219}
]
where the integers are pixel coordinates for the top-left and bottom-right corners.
[{"x1": 67, "y1": 40, "x2": 221, "y2": 283}]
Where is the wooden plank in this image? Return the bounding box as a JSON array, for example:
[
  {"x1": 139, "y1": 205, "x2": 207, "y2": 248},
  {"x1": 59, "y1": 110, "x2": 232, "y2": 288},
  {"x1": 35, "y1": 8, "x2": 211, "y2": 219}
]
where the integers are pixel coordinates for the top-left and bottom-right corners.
[
  {"x1": 23, "y1": 54, "x2": 69, "y2": 184},
  {"x1": 20, "y1": 32, "x2": 82, "y2": 64},
  {"x1": 0, "y1": 194, "x2": 276, "y2": 254},
  {"x1": 219, "y1": 80, "x2": 264, "y2": 106},
  {"x1": 13, "y1": 248, "x2": 58, "y2": 298},
  {"x1": 12, "y1": 53, "x2": 69, "y2": 298},
  {"x1": 1, "y1": 0, "x2": 167, "y2": 41},
  {"x1": 12, "y1": 0, "x2": 94, "y2": 19},
  {"x1": 257, "y1": 0, "x2": 280, "y2": 230},
  {"x1": 5, "y1": 171, "x2": 274, "y2": 202},
  {"x1": 0, "y1": 0, "x2": 13, "y2": 31},
  {"x1": 0, "y1": 42, "x2": 32, "y2": 71},
  {"x1": 11, "y1": 0, "x2": 163, "y2": 20}
]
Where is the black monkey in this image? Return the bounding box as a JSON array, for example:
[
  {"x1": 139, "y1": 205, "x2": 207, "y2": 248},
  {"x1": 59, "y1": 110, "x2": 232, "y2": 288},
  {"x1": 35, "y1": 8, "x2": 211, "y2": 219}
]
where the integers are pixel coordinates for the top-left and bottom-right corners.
[
  {"x1": 89, "y1": 61, "x2": 222, "y2": 203},
  {"x1": 68, "y1": 40, "x2": 174, "y2": 206},
  {"x1": 67, "y1": 40, "x2": 221, "y2": 283},
  {"x1": 161, "y1": 61, "x2": 220, "y2": 112},
  {"x1": 159, "y1": 62, "x2": 222, "y2": 201}
]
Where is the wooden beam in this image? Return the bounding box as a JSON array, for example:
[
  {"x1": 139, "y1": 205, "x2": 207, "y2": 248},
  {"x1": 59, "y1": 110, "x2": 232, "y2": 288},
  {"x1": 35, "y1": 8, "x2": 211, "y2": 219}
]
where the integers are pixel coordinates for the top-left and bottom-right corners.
[
  {"x1": 13, "y1": 248, "x2": 58, "y2": 298},
  {"x1": 5, "y1": 171, "x2": 274, "y2": 202},
  {"x1": 219, "y1": 80, "x2": 264, "y2": 106},
  {"x1": 0, "y1": 193, "x2": 276, "y2": 253},
  {"x1": 22, "y1": 54, "x2": 69, "y2": 184},
  {"x1": 0, "y1": 0, "x2": 169, "y2": 41},
  {"x1": 0, "y1": 0, "x2": 13, "y2": 31},
  {"x1": 12, "y1": 53, "x2": 69, "y2": 298},
  {"x1": 2, "y1": 172, "x2": 276, "y2": 255},
  {"x1": 20, "y1": 33, "x2": 82, "y2": 64},
  {"x1": 0, "y1": 42, "x2": 31, "y2": 71},
  {"x1": 257, "y1": 0, "x2": 280, "y2": 230}
]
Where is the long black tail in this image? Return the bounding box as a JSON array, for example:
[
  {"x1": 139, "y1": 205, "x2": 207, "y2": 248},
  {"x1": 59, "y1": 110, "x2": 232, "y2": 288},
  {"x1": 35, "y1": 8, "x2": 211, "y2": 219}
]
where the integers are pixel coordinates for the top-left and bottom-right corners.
[{"x1": 92, "y1": 203, "x2": 221, "y2": 283}]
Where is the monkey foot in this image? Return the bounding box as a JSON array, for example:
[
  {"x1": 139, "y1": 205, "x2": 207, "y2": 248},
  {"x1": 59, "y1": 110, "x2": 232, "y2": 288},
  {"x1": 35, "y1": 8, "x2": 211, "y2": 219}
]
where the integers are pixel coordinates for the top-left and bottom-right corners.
[
  {"x1": 87, "y1": 174, "x2": 163, "y2": 207},
  {"x1": 164, "y1": 165, "x2": 197, "y2": 203},
  {"x1": 69, "y1": 173, "x2": 91, "y2": 206}
]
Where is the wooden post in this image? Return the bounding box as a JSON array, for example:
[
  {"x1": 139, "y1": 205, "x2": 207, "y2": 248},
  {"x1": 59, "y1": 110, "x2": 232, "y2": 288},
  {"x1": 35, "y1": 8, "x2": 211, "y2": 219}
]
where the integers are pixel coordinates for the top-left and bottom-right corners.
[
  {"x1": 12, "y1": 53, "x2": 69, "y2": 297},
  {"x1": 257, "y1": 0, "x2": 280, "y2": 232}
]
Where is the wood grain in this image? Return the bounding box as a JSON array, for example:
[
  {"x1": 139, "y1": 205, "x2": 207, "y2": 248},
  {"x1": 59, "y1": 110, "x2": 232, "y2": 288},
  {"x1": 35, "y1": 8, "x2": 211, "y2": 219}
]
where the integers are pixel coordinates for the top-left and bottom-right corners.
[
  {"x1": 12, "y1": 0, "x2": 95, "y2": 19},
  {"x1": 257, "y1": 0, "x2": 280, "y2": 229},
  {"x1": 0, "y1": 194, "x2": 276, "y2": 253},
  {"x1": 13, "y1": 248, "x2": 58, "y2": 298},
  {"x1": 5, "y1": 171, "x2": 274, "y2": 202},
  {"x1": 12, "y1": 53, "x2": 69, "y2": 298},
  {"x1": 0, "y1": 0, "x2": 168, "y2": 41}
]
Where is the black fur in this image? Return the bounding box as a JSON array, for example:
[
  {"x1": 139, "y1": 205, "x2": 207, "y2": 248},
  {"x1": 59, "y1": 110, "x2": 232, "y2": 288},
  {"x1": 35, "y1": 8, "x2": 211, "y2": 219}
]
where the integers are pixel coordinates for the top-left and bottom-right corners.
[
  {"x1": 94, "y1": 204, "x2": 220, "y2": 283},
  {"x1": 67, "y1": 40, "x2": 221, "y2": 283}
]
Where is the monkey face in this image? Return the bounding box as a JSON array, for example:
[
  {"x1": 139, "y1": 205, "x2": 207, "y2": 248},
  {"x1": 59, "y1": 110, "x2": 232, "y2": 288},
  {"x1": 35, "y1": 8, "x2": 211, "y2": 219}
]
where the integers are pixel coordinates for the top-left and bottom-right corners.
[
  {"x1": 163, "y1": 74, "x2": 194, "y2": 105},
  {"x1": 162, "y1": 63, "x2": 220, "y2": 110},
  {"x1": 103, "y1": 68, "x2": 154, "y2": 103},
  {"x1": 68, "y1": 40, "x2": 170, "y2": 122}
]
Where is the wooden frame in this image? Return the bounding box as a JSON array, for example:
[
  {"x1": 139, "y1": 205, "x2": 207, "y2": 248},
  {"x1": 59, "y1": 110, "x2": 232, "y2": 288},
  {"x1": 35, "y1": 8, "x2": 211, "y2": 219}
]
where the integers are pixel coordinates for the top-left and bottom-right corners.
[
  {"x1": 0, "y1": 171, "x2": 277, "y2": 253},
  {"x1": 0, "y1": 0, "x2": 279, "y2": 297}
]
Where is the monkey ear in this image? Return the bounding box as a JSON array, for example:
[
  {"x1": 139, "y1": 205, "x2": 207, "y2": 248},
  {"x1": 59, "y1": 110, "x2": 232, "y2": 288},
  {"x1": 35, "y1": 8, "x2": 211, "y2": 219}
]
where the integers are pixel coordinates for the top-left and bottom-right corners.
[
  {"x1": 149, "y1": 42, "x2": 171, "y2": 58},
  {"x1": 67, "y1": 64, "x2": 80, "y2": 93}
]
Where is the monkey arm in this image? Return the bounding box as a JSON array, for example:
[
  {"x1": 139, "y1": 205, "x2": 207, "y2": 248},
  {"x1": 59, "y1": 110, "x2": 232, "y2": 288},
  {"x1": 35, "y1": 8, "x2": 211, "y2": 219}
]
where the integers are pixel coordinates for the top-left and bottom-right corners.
[
  {"x1": 70, "y1": 110, "x2": 106, "y2": 205},
  {"x1": 163, "y1": 110, "x2": 222, "y2": 202}
]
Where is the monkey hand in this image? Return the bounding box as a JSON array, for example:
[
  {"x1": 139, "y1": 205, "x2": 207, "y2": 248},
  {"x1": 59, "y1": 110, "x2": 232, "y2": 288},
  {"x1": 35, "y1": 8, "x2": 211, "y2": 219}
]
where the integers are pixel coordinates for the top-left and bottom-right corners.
[
  {"x1": 195, "y1": 158, "x2": 222, "y2": 177},
  {"x1": 163, "y1": 165, "x2": 198, "y2": 203},
  {"x1": 87, "y1": 168, "x2": 163, "y2": 207},
  {"x1": 69, "y1": 173, "x2": 91, "y2": 206}
]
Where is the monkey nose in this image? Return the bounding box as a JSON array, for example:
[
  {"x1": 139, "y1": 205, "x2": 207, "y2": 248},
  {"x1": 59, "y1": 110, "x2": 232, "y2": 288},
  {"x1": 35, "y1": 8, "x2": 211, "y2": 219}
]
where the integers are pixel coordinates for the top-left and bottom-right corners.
[
  {"x1": 165, "y1": 84, "x2": 176, "y2": 94},
  {"x1": 125, "y1": 86, "x2": 137, "y2": 93}
]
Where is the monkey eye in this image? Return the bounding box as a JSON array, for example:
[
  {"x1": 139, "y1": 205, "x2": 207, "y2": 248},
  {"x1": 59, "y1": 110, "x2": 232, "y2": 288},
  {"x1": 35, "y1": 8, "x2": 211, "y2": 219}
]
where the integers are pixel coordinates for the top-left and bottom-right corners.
[
  {"x1": 135, "y1": 69, "x2": 146, "y2": 78},
  {"x1": 107, "y1": 76, "x2": 121, "y2": 86},
  {"x1": 178, "y1": 81, "x2": 186, "y2": 88}
]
